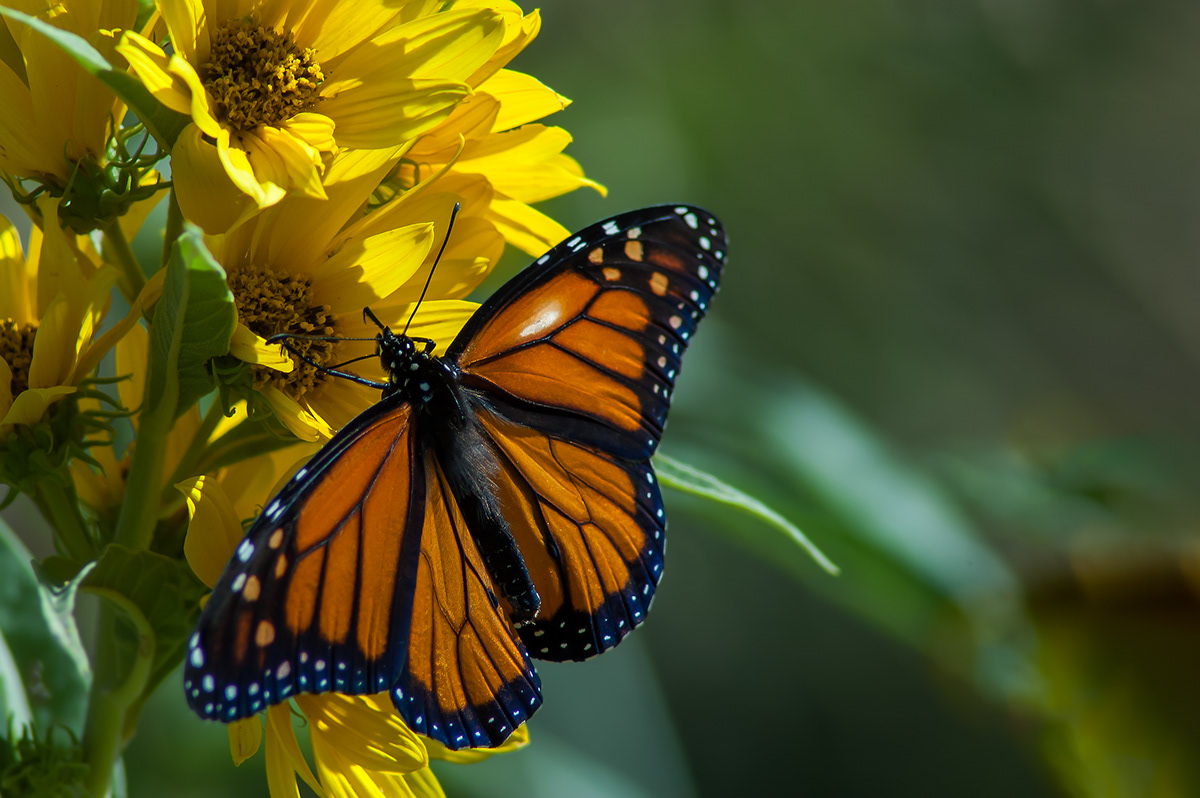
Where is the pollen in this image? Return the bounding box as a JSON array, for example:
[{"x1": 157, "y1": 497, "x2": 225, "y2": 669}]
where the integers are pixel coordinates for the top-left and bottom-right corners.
[
  {"x1": 203, "y1": 19, "x2": 324, "y2": 132},
  {"x1": 228, "y1": 266, "x2": 335, "y2": 401},
  {"x1": 0, "y1": 320, "x2": 37, "y2": 397}
]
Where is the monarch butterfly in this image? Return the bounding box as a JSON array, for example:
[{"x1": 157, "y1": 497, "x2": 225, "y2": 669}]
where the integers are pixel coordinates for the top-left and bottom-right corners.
[{"x1": 183, "y1": 205, "x2": 725, "y2": 749}]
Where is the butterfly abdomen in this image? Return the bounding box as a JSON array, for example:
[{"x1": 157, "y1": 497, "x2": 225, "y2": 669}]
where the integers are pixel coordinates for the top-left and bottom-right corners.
[{"x1": 420, "y1": 366, "x2": 541, "y2": 623}]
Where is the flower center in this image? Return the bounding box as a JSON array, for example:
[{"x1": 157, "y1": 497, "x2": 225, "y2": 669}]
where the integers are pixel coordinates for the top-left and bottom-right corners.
[
  {"x1": 0, "y1": 320, "x2": 37, "y2": 398},
  {"x1": 204, "y1": 19, "x2": 324, "y2": 132},
  {"x1": 228, "y1": 267, "x2": 335, "y2": 401}
]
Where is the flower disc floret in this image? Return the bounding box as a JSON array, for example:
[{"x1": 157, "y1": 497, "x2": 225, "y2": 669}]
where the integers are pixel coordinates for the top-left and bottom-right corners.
[
  {"x1": 0, "y1": 320, "x2": 38, "y2": 397},
  {"x1": 205, "y1": 20, "x2": 325, "y2": 133},
  {"x1": 228, "y1": 266, "x2": 334, "y2": 400}
]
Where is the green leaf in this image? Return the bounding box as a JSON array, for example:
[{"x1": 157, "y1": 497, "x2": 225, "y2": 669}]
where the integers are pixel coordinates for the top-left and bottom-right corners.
[
  {"x1": 0, "y1": 520, "x2": 90, "y2": 735},
  {"x1": 0, "y1": 8, "x2": 189, "y2": 149},
  {"x1": 50, "y1": 545, "x2": 205, "y2": 685},
  {"x1": 655, "y1": 453, "x2": 839, "y2": 575},
  {"x1": 146, "y1": 225, "x2": 237, "y2": 420},
  {"x1": 0, "y1": 628, "x2": 33, "y2": 732},
  {"x1": 760, "y1": 380, "x2": 1018, "y2": 603}
]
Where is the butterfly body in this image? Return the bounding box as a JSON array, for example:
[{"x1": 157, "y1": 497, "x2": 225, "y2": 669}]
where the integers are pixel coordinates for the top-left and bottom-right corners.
[{"x1": 184, "y1": 205, "x2": 726, "y2": 748}]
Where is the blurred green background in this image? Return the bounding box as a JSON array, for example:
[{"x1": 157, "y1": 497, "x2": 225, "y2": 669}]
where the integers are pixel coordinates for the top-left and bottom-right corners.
[{"x1": 79, "y1": 0, "x2": 1200, "y2": 795}]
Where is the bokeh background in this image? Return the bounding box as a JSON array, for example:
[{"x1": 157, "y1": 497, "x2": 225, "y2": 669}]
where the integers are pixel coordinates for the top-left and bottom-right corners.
[{"x1": 32, "y1": 0, "x2": 1200, "y2": 795}]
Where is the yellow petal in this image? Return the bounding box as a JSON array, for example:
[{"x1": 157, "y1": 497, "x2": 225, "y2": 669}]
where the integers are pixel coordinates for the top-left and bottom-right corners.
[
  {"x1": 319, "y1": 78, "x2": 470, "y2": 149},
  {"x1": 402, "y1": 767, "x2": 446, "y2": 798},
  {"x1": 27, "y1": 294, "x2": 76, "y2": 390},
  {"x1": 426, "y1": 722, "x2": 529, "y2": 763},
  {"x1": 309, "y1": 223, "x2": 435, "y2": 313},
  {"x1": 253, "y1": 126, "x2": 328, "y2": 199},
  {"x1": 486, "y1": 195, "x2": 569, "y2": 257},
  {"x1": 298, "y1": 693, "x2": 427, "y2": 774},
  {"x1": 292, "y1": 0, "x2": 401, "y2": 62},
  {"x1": 265, "y1": 704, "x2": 324, "y2": 798},
  {"x1": 0, "y1": 216, "x2": 33, "y2": 324},
  {"x1": 340, "y1": 300, "x2": 477, "y2": 357},
  {"x1": 303, "y1": 376, "x2": 376, "y2": 433},
  {"x1": 116, "y1": 31, "x2": 193, "y2": 115},
  {"x1": 329, "y1": 9, "x2": 503, "y2": 86},
  {"x1": 460, "y1": 125, "x2": 604, "y2": 203},
  {"x1": 0, "y1": 60, "x2": 54, "y2": 178},
  {"x1": 172, "y1": 125, "x2": 259, "y2": 234},
  {"x1": 465, "y1": 4, "x2": 541, "y2": 87},
  {"x1": 230, "y1": 323, "x2": 295, "y2": 373},
  {"x1": 480, "y1": 69, "x2": 568, "y2": 131},
  {"x1": 168, "y1": 51, "x2": 221, "y2": 137},
  {"x1": 178, "y1": 475, "x2": 246, "y2": 588},
  {"x1": 0, "y1": 385, "x2": 74, "y2": 428},
  {"x1": 283, "y1": 112, "x2": 337, "y2": 153},
  {"x1": 227, "y1": 130, "x2": 288, "y2": 208},
  {"x1": 262, "y1": 386, "x2": 333, "y2": 442},
  {"x1": 229, "y1": 716, "x2": 263, "y2": 766},
  {"x1": 115, "y1": 318, "x2": 147, "y2": 418},
  {"x1": 156, "y1": 0, "x2": 204, "y2": 64}
]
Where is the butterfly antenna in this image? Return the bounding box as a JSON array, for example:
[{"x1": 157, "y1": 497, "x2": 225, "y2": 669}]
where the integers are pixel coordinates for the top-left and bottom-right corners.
[{"x1": 403, "y1": 202, "x2": 460, "y2": 336}]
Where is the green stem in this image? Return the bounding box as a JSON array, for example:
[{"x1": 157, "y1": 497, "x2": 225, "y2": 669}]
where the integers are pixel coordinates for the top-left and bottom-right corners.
[
  {"x1": 81, "y1": 595, "x2": 155, "y2": 798},
  {"x1": 161, "y1": 189, "x2": 183, "y2": 271},
  {"x1": 102, "y1": 218, "x2": 144, "y2": 303},
  {"x1": 112, "y1": 401, "x2": 172, "y2": 552},
  {"x1": 32, "y1": 478, "x2": 94, "y2": 562}
]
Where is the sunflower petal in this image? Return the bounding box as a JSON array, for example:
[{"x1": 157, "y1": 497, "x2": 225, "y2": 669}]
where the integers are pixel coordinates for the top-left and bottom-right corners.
[
  {"x1": 480, "y1": 69, "x2": 568, "y2": 132},
  {"x1": 309, "y1": 223, "x2": 434, "y2": 312},
  {"x1": 298, "y1": 693, "x2": 427, "y2": 774},
  {"x1": 230, "y1": 323, "x2": 295, "y2": 373},
  {"x1": 229, "y1": 717, "x2": 263, "y2": 766},
  {"x1": 179, "y1": 475, "x2": 246, "y2": 587},
  {"x1": 0, "y1": 385, "x2": 74, "y2": 428},
  {"x1": 116, "y1": 31, "x2": 193, "y2": 115}
]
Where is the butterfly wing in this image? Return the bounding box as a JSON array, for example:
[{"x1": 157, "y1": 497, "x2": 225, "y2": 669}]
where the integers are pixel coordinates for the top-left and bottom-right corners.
[
  {"x1": 451, "y1": 205, "x2": 725, "y2": 660},
  {"x1": 184, "y1": 398, "x2": 424, "y2": 719},
  {"x1": 390, "y1": 448, "x2": 542, "y2": 748}
]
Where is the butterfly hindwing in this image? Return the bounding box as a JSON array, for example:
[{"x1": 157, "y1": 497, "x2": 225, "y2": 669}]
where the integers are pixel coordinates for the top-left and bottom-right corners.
[
  {"x1": 450, "y1": 205, "x2": 725, "y2": 461},
  {"x1": 184, "y1": 399, "x2": 424, "y2": 720},
  {"x1": 476, "y1": 408, "x2": 666, "y2": 661},
  {"x1": 390, "y1": 449, "x2": 542, "y2": 748}
]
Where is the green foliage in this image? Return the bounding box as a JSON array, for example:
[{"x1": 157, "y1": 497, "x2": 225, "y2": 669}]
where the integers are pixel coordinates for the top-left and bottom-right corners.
[
  {"x1": 0, "y1": 724, "x2": 88, "y2": 798},
  {"x1": 147, "y1": 226, "x2": 238, "y2": 421},
  {"x1": 41, "y1": 545, "x2": 206, "y2": 721},
  {"x1": 0, "y1": 9, "x2": 188, "y2": 150},
  {"x1": 0, "y1": 521, "x2": 89, "y2": 738},
  {"x1": 655, "y1": 452, "x2": 838, "y2": 575}
]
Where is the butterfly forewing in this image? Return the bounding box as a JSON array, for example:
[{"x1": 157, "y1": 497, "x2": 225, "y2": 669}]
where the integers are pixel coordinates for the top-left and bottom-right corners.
[
  {"x1": 184, "y1": 400, "x2": 424, "y2": 720},
  {"x1": 451, "y1": 206, "x2": 726, "y2": 461}
]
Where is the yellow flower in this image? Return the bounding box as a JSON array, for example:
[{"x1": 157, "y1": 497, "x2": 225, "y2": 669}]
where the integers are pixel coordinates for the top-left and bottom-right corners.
[
  {"x1": 393, "y1": 6, "x2": 606, "y2": 257},
  {"x1": 0, "y1": 0, "x2": 136, "y2": 185},
  {"x1": 208, "y1": 152, "x2": 483, "y2": 441},
  {"x1": 178, "y1": 473, "x2": 529, "y2": 798},
  {"x1": 118, "y1": 0, "x2": 514, "y2": 231},
  {"x1": 0, "y1": 198, "x2": 119, "y2": 430}
]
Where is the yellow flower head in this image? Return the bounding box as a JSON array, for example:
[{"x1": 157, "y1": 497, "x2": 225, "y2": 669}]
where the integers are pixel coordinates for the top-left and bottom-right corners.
[
  {"x1": 0, "y1": 0, "x2": 136, "y2": 185},
  {"x1": 0, "y1": 198, "x2": 117, "y2": 430},
  {"x1": 179, "y1": 470, "x2": 528, "y2": 798},
  {"x1": 119, "y1": 0, "x2": 517, "y2": 231},
  {"x1": 205, "y1": 143, "x2": 510, "y2": 441}
]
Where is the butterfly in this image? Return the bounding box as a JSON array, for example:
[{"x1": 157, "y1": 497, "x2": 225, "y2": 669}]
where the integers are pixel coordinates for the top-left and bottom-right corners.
[{"x1": 183, "y1": 205, "x2": 725, "y2": 749}]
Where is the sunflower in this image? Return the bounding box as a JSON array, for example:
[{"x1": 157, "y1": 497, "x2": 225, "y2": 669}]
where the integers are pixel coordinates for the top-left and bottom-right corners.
[
  {"x1": 202, "y1": 147, "x2": 481, "y2": 441},
  {"x1": 118, "y1": 0, "x2": 516, "y2": 232},
  {"x1": 0, "y1": 0, "x2": 135, "y2": 186},
  {"x1": 0, "y1": 198, "x2": 119, "y2": 430}
]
